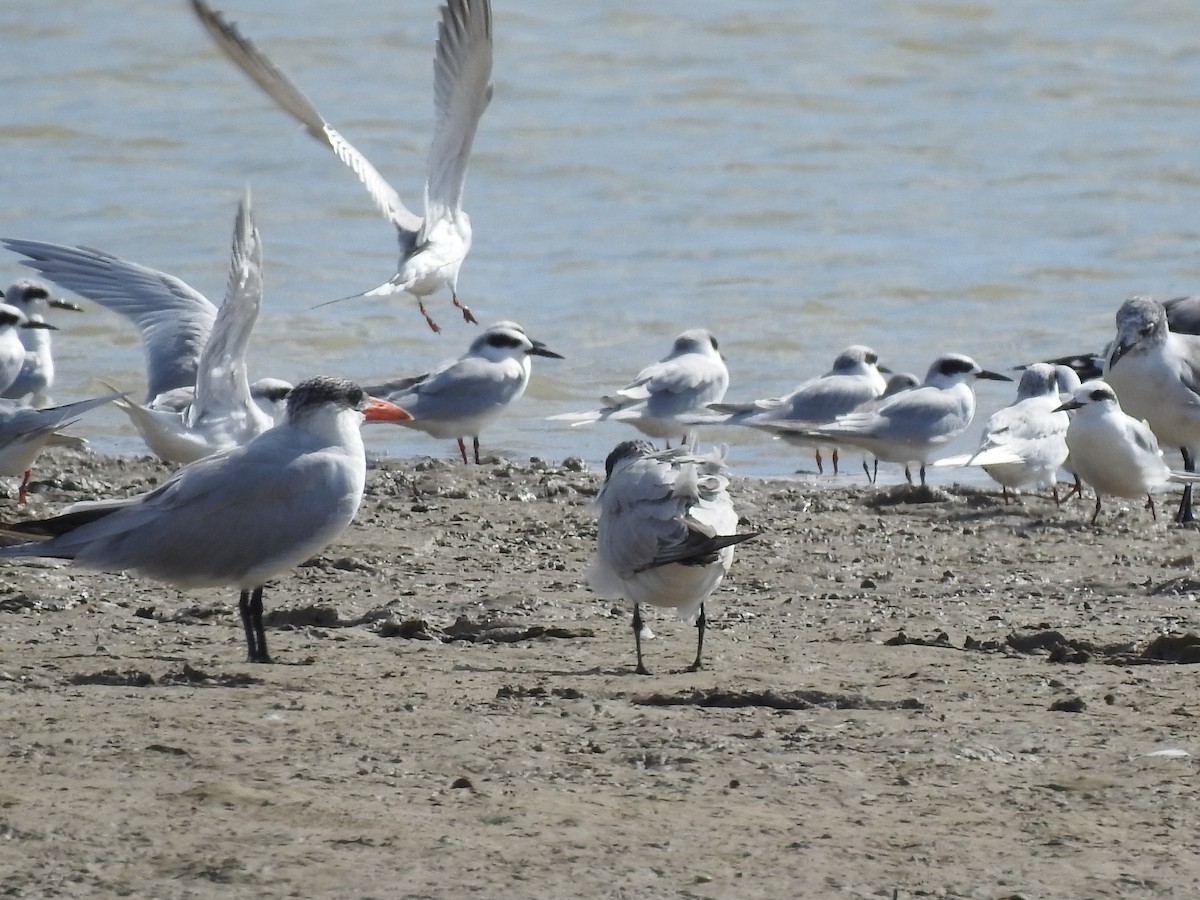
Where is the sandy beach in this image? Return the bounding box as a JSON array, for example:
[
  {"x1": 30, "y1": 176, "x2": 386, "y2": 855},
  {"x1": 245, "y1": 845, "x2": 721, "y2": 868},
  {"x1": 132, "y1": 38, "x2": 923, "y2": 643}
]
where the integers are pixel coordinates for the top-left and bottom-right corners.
[{"x1": 1, "y1": 447, "x2": 1198, "y2": 899}]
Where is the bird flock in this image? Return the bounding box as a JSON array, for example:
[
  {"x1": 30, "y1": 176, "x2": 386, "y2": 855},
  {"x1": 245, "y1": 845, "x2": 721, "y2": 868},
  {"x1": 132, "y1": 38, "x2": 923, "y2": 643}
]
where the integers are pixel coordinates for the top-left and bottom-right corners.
[{"x1": 1, "y1": 0, "x2": 1198, "y2": 673}]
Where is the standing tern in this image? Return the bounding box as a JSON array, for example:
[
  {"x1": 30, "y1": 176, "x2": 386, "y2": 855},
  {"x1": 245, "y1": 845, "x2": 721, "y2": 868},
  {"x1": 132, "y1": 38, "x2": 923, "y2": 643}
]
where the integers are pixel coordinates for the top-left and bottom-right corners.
[
  {"x1": 363, "y1": 321, "x2": 562, "y2": 464},
  {"x1": 0, "y1": 304, "x2": 56, "y2": 398},
  {"x1": 0, "y1": 392, "x2": 124, "y2": 504},
  {"x1": 587, "y1": 440, "x2": 758, "y2": 675},
  {"x1": 0, "y1": 377, "x2": 411, "y2": 663},
  {"x1": 6, "y1": 193, "x2": 285, "y2": 463},
  {"x1": 769, "y1": 354, "x2": 1012, "y2": 486},
  {"x1": 1056, "y1": 380, "x2": 1200, "y2": 524},
  {"x1": 550, "y1": 329, "x2": 729, "y2": 444},
  {"x1": 932, "y1": 363, "x2": 1070, "y2": 503},
  {"x1": 191, "y1": 0, "x2": 494, "y2": 332},
  {"x1": 0, "y1": 280, "x2": 82, "y2": 404},
  {"x1": 704, "y1": 345, "x2": 887, "y2": 475},
  {"x1": 1104, "y1": 295, "x2": 1200, "y2": 523}
]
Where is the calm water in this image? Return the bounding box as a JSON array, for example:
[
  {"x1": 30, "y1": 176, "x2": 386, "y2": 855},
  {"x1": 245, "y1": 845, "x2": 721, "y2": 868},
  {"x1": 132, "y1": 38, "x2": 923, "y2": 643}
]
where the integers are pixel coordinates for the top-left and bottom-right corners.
[{"x1": 5, "y1": 1, "x2": 1200, "y2": 481}]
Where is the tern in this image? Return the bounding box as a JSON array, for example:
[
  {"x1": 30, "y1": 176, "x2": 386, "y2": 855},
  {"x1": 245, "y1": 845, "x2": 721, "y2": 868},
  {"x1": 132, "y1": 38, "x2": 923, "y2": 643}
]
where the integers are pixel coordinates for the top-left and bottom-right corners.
[
  {"x1": 6, "y1": 193, "x2": 285, "y2": 463},
  {"x1": 0, "y1": 392, "x2": 124, "y2": 503},
  {"x1": 363, "y1": 321, "x2": 562, "y2": 463},
  {"x1": 932, "y1": 363, "x2": 1070, "y2": 502},
  {"x1": 1056, "y1": 379, "x2": 1200, "y2": 524},
  {"x1": 587, "y1": 440, "x2": 758, "y2": 675},
  {"x1": 1104, "y1": 295, "x2": 1200, "y2": 523},
  {"x1": 0, "y1": 377, "x2": 411, "y2": 663},
  {"x1": 0, "y1": 280, "x2": 82, "y2": 404},
  {"x1": 550, "y1": 329, "x2": 729, "y2": 444},
  {"x1": 0, "y1": 304, "x2": 56, "y2": 398},
  {"x1": 191, "y1": 0, "x2": 494, "y2": 332},
  {"x1": 704, "y1": 345, "x2": 887, "y2": 475},
  {"x1": 769, "y1": 353, "x2": 1012, "y2": 486}
]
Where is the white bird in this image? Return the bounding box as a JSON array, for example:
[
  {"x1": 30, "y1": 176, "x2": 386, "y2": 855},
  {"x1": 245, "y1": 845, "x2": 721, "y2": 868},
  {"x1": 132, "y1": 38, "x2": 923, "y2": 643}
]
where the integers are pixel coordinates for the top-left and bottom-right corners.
[
  {"x1": 704, "y1": 345, "x2": 887, "y2": 475},
  {"x1": 363, "y1": 321, "x2": 562, "y2": 464},
  {"x1": 1103, "y1": 295, "x2": 1200, "y2": 523},
  {"x1": 932, "y1": 362, "x2": 1070, "y2": 502},
  {"x1": 191, "y1": 0, "x2": 493, "y2": 333},
  {"x1": 1056, "y1": 379, "x2": 1200, "y2": 524},
  {"x1": 0, "y1": 392, "x2": 124, "y2": 503},
  {"x1": 6, "y1": 194, "x2": 284, "y2": 464},
  {"x1": 588, "y1": 440, "x2": 757, "y2": 675},
  {"x1": 550, "y1": 329, "x2": 729, "y2": 443},
  {"x1": 0, "y1": 280, "x2": 82, "y2": 404},
  {"x1": 0, "y1": 303, "x2": 56, "y2": 398},
  {"x1": 769, "y1": 353, "x2": 1012, "y2": 486},
  {"x1": 0, "y1": 377, "x2": 411, "y2": 663}
]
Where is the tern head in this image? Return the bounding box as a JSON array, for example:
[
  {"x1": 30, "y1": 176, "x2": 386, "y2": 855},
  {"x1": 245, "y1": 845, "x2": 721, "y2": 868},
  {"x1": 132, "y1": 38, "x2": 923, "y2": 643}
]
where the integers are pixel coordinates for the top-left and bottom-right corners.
[
  {"x1": 286, "y1": 376, "x2": 412, "y2": 427},
  {"x1": 1109, "y1": 295, "x2": 1168, "y2": 369},
  {"x1": 603, "y1": 439, "x2": 656, "y2": 480},
  {"x1": 1053, "y1": 364, "x2": 1082, "y2": 396},
  {"x1": 3, "y1": 279, "x2": 81, "y2": 313},
  {"x1": 1014, "y1": 362, "x2": 1059, "y2": 401},
  {"x1": 923, "y1": 353, "x2": 1012, "y2": 388},
  {"x1": 666, "y1": 329, "x2": 722, "y2": 361},
  {"x1": 470, "y1": 321, "x2": 564, "y2": 362},
  {"x1": 882, "y1": 372, "x2": 921, "y2": 397},
  {"x1": 830, "y1": 345, "x2": 887, "y2": 375},
  {"x1": 0, "y1": 303, "x2": 55, "y2": 333},
  {"x1": 1054, "y1": 379, "x2": 1119, "y2": 414}
]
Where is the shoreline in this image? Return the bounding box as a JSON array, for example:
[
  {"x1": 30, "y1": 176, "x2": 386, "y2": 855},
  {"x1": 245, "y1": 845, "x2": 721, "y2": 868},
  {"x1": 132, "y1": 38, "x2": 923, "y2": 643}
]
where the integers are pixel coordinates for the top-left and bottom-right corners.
[{"x1": 2, "y1": 447, "x2": 1199, "y2": 898}]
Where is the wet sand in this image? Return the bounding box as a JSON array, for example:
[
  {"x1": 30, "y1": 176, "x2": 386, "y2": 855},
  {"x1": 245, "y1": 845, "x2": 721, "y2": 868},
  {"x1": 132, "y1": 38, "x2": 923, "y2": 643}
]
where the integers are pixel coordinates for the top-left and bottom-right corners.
[{"x1": 1, "y1": 448, "x2": 1198, "y2": 898}]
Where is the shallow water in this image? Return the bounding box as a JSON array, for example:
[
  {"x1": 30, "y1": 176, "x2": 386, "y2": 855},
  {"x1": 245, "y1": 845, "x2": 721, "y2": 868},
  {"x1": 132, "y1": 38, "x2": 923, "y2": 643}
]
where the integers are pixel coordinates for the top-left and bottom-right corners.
[{"x1": 5, "y1": 1, "x2": 1200, "y2": 482}]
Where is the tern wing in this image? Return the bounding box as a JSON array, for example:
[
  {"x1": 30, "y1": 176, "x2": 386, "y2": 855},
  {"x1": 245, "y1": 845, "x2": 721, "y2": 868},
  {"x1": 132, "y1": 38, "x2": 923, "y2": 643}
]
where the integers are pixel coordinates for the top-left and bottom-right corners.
[
  {"x1": 2, "y1": 238, "x2": 216, "y2": 402},
  {"x1": 423, "y1": 0, "x2": 494, "y2": 231},
  {"x1": 190, "y1": 0, "x2": 422, "y2": 234},
  {"x1": 188, "y1": 193, "x2": 270, "y2": 445}
]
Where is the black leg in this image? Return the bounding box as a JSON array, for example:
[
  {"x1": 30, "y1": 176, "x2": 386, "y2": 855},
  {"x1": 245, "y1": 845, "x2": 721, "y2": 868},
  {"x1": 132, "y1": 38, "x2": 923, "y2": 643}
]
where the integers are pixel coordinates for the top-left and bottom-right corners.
[
  {"x1": 831, "y1": 448, "x2": 840, "y2": 476},
  {"x1": 632, "y1": 603, "x2": 649, "y2": 675},
  {"x1": 243, "y1": 586, "x2": 272, "y2": 664},
  {"x1": 688, "y1": 603, "x2": 706, "y2": 672},
  {"x1": 904, "y1": 465, "x2": 913, "y2": 485},
  {"x1": 814, "y1": 449, "x2": 824, "y2": 475},
  {"x1": 1090, "y1": 493, "x2": 1102, "y2": 525},
  {"x1": 1176, "y1": 447, "x2": 1195, "y2": 524},
  {"x1": 472, "y1": 435, "x2": 481, "y2": 464},
  {"x1": 1146, "y1": 493, "x2": 1158, "y2": 522},
  {"x1": 919, "y1": 463, "x2": 927, "y2": 486},
  {"x1": 455, "y1": 437, "x2": 469, "y2": 464}
]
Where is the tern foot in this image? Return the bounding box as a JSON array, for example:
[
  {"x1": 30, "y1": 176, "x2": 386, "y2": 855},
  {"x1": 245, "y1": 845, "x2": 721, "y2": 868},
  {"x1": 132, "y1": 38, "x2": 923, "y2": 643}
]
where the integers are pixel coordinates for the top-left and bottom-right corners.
[{"x1": 418, "y1": 301, "x2": 442, "y2": 333}]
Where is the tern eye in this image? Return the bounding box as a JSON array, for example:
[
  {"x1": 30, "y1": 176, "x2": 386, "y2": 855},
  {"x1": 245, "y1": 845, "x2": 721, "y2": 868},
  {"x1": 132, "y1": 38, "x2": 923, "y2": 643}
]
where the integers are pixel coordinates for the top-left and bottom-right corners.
[
  {"x1": 709, "y1": 336, "x2": 719, "y2": 351},
  {"x1": 487, "y1": 333, "x2": 524, "y2": 349},
  {"x1": 347, "y1": 386, "x2": 364, "y2": 407},
  {"x1": 1089, "y1": 389, "x2": 1109, "y2": 402}
]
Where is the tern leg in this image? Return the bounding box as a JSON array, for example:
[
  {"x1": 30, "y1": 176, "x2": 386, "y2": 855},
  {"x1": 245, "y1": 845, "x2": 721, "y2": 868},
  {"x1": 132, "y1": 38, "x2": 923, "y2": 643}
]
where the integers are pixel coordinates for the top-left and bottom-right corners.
[
  {"x1": 418, "y1": 300, "x2": 442, "y2": 334},
  {"x1": 904, "y1": 465, "x2": 913, "y2": 485},
  {"x1": 455, "y1": 438, "x2": 469, "y2": 464},
  {"x1": 1059, "y1": 474, "x2": 1082, "y2": 504},
  {"x1": 473, "y1": 436, "x2": 482, "y2": 465},
  {"x1": 452, "y1": 290, "x2": 477, "y2": 325},
  {"x1": 18, "y1": 469, "x2": 31, "y2": 505},
  {"x1": 688, "y1": 603, "x2": 707, "y2": 673},
  {"x1": 1176, "y1": 447, "x2": 1195, "y2": 524},
  {"x1": 1052, "y1": 483, "x2": 1061, "y2": 507},
  {"x1": 1146, "y1": 494, "x2": 1157, "y2": 522},
  {"x1": 832, "y1": 448, "x2": 840, "y2": 476},
  {"x1": 1090, "y1": 493, "x2": 1102, "y2": 525},
  {"x1": 632, "y1": 603, "x2": 650, "y2": 676},
  {"x1": 239, "y1": 587, "x2": 272, "y2": 664},
  {"x1": 863, "y1": 458, "x2": 877, "y2": 484},
  {"x1": 814, "y1": 449, "x2": 824, "y2": 475}
]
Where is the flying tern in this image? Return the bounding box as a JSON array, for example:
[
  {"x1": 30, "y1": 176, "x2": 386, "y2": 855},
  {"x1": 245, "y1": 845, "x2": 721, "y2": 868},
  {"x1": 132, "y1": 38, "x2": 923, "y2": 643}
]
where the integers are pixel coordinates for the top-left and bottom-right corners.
[
  {"x1": 550, "y1": 329, "x2": 729, "y2": 444},
  {"x1": 0, "y1": 377, "x2": 411, "y2": 663},
  {"x1": 191, "y1": 0, "x2": 494, "y2": 332},
  {"x1": 363, "y1": 321, "x2": 562, "y2": 463},
  {"x1": 587, "y1": 440, "x2": 758, "y2": 675}
]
